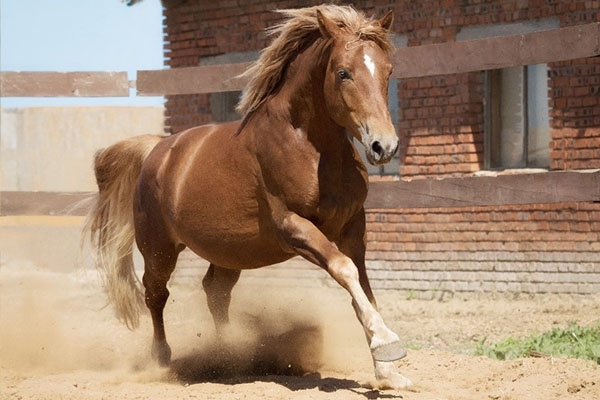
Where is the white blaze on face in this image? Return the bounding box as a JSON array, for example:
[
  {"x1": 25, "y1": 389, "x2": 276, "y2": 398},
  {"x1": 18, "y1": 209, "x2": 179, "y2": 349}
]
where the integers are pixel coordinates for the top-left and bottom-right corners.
[{"x1": 363, "y1": 53, "x2": 376, "y2": 77}]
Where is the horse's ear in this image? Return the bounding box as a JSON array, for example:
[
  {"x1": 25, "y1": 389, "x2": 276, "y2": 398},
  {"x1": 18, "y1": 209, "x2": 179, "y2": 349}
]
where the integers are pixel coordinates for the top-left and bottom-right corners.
[
  {"x1": 317, "y1": 9, "x2": 341, "y2": 38},
  {"x1": 377, "y1": 10, "x2": 394, "y2": 31}
]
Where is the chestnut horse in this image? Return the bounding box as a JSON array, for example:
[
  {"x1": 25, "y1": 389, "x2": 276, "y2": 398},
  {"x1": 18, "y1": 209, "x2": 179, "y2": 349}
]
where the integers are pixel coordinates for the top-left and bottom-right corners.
[{"x1": 85, "y1": 5, "x2": 411, "y2": 388}]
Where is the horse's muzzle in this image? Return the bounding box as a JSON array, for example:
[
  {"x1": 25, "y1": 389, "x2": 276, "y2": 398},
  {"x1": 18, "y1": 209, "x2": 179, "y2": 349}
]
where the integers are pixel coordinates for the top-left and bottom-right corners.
[{"x1": 366, "y1": 136, "x2": 399, "y2": 165}]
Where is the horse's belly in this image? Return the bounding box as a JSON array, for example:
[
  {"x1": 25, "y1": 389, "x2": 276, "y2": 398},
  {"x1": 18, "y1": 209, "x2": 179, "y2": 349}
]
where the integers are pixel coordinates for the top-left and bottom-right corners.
[
  {"x1": 172, "y1": 200, "x2": 292, "y2": 269},
  {"x1": 182, "y1": 224, "x2": 292, "y2": 269}
]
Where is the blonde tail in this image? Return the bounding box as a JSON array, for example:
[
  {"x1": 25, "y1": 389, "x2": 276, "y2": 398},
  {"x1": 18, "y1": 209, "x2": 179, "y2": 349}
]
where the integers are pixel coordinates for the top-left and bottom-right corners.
[{"x1": 83, "y1": 135, "x2": 163, "y2": 329}]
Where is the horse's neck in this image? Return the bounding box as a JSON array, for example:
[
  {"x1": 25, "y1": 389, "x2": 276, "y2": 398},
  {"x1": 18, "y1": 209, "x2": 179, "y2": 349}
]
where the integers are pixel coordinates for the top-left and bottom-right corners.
[
  {"x1": 274, "y1": 40, "x2": 348, "y2": 153},
  {"x1": 245, "y1": 39, "x2": 366, "y2": 207}
]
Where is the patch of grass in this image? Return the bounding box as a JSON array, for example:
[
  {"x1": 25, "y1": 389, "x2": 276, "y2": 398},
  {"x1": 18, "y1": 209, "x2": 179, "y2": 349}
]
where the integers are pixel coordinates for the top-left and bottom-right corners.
[
  {"x1": 405, "y1": 290, "x2": 418, "y2": 301},
  {"x1": 405, "y1": 342, "x2": 423, "y2": 351},
  {"x1": 475, "y1": 322, "x2": 600, "y2": 364}
]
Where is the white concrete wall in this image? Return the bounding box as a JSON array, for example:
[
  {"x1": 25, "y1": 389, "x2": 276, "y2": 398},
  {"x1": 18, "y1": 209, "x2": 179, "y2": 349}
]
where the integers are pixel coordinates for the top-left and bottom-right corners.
[{"x1": 1, "y1": 106, "x2": 164, "y2": 191}]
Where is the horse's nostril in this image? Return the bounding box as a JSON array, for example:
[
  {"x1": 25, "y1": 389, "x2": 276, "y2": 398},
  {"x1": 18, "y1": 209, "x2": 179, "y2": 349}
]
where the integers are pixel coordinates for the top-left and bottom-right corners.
[{"x1": 372, "y1": 141, "x2": 383, "y2": 156}]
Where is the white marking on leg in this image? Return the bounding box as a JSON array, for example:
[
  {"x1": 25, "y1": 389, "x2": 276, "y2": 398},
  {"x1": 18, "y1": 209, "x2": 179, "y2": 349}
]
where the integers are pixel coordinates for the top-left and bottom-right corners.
[
  {"x1": 332, "y1": 257, "x2": 401, "y2": 358},
  {"x1": 364, "y1": 53, "x2": 376, "y2": 77},
  {"x1": 374, "y1": 361, "x2": 413, "y2": 389}
]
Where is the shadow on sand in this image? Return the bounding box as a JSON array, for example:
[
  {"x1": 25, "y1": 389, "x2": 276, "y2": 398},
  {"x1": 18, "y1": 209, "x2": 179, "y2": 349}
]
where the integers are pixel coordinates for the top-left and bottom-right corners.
[{"x1": 167, "y1": 316, "x2": 402, "y2": 399}]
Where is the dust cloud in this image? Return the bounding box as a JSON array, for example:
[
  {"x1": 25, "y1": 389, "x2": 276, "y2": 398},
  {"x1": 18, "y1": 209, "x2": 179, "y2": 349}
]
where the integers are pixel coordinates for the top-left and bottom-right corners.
[{"x1": 0, "y1": 264, "x2": 365, "y2": 386}]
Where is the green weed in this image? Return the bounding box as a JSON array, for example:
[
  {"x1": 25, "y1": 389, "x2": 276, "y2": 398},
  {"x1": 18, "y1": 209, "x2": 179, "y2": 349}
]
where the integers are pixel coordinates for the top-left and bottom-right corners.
[{"x1": 475, "y1": 322, "x2": 600, "y2": 364}]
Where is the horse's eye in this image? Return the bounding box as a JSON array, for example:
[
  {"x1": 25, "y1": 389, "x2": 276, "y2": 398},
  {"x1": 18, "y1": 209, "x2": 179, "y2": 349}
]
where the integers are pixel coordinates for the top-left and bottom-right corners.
[{"x1": 337, "y1": 69, "x2": 351, "y2": 81}]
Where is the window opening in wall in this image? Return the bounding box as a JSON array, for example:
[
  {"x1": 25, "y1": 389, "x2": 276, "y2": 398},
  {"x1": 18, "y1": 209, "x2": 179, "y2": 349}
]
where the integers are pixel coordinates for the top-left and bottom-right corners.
[
  {"x1": 201, "y1": 51, "x2": 258, "y2": 124},
  {"x1": 484, "y1": 64, "x2": 551, "y2": 170},
  {"x1": 210, "y1": 91, "x2": 242, "y2": 122}
]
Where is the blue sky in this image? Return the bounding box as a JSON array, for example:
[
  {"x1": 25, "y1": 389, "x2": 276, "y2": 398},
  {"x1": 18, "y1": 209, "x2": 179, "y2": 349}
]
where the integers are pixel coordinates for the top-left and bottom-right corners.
[{"x1": 0, "y1": 0, "x2": 164, "y2": 107}]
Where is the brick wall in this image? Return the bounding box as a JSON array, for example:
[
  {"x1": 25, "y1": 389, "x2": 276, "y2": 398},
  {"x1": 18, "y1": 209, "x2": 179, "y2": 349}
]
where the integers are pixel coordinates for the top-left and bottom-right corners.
[
  {"x1": 393, "y1": 0, "x2": 600, "y2": 178},
  {"x1": 365, "y1": 203, "x2": 600, "y2": 295},
  {"x1": 162, "y1": 0, "x2": 323, "y2": 133},
  {"x1": 162, "y1": 0, "x2": 600, "y2": 295},
  {"x1": 385, "y1": 0, "x2": 599, "y2": 295},
  {"x1": 544, "y1": 4, "x2": 600, "y2": 172},
  {"x1": 398, "y1": 72, "x2": 484, "y2": 178},
  {"x1": 549, "y1": 58, "x2": 600, "y2": 170}
]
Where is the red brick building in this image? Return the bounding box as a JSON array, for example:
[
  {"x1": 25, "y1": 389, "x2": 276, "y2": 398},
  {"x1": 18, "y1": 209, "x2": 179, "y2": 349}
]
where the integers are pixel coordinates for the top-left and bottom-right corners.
[{"x1": 160, "y1": 0, "x2": 600, "y2": 295}]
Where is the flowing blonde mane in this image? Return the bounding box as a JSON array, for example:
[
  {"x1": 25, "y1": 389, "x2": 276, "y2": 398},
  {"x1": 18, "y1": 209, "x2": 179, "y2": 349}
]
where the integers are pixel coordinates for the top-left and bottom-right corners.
[{"x1": 236, "y1": 4, "x2": 394, "y2": 115}]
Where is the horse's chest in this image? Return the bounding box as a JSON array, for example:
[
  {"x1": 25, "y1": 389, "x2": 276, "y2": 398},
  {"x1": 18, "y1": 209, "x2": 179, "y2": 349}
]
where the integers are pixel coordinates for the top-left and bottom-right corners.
[
  {"x1": 271, "y1": 139, "x2": 368, "y2": 235},
  {"x1": 312, "y1": 179, "x2": 366, "y2": 235},
  {"x1": 300, "y1": 165, "x2": 365, "y2": 233},
  {"x1": 316, "y1": 194, "x2": 356, "y2": 224}
]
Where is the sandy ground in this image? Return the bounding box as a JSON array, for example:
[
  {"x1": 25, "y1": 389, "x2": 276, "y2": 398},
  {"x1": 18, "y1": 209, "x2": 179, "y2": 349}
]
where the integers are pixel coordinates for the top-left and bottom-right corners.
[{"x1": 1, "y1": 262, "x2": 599, "y2": 400}]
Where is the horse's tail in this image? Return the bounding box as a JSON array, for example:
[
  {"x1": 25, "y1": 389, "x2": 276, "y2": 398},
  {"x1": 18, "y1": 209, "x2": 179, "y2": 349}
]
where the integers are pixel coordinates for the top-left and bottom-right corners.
[{"x1": 83, "y1": 134, "x2": 164, "y2": 330}]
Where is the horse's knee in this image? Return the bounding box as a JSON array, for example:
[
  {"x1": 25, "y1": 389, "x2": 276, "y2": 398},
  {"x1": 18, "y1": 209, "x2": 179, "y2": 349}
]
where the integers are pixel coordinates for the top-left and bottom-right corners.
[{"x1": 328, "y1": 257, "x2": 359, "y2": 290}]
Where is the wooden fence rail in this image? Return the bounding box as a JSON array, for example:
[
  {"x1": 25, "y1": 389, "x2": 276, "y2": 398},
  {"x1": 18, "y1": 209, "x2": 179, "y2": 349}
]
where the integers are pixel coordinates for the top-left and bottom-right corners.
[
  {"x1": 0, "y1": 71, "x2": 130, "y2": 97},
  {"x1": 1, "y1": 171, "x2": 598, "y2": 216},
  {"x1": 391, "y1": 22, "x2": 600, "y2": 78},
  {"x1": 366, "y1": 170, "x2": 600, "y2": 209}
]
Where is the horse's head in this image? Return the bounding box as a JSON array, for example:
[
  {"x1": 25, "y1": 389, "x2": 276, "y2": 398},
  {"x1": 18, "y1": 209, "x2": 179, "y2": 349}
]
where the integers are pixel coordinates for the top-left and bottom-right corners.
[{"x1": 318, "y1": 9, "x2": 398, "y2": 166}]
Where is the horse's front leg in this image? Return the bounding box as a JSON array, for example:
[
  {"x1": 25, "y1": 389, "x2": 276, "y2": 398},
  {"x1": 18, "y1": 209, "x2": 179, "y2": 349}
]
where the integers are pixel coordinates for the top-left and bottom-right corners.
[
  {"x1": 276, "y1": 212, "x2": 407, "y2": 378},
  {"x1": 202, "y1": 263, "x2": 241, "y2": 336},
  {"x1": 338, "y1": 209, "x2": 412, "y2": 389}
]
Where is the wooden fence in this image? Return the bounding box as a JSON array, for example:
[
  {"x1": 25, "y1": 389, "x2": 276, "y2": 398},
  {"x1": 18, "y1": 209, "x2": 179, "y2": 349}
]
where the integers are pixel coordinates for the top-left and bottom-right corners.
[{"x1": 1, "y1": 22, "x2": 600, "y2": 215}]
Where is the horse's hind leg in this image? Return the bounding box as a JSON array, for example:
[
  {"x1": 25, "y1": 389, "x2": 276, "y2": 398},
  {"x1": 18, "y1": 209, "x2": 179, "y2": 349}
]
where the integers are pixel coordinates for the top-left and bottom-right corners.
[
  {"x1": 140, "y1": 242, "x2": 181, "y2": 366},
  {"x1": 202, "y1": 264, "x2": 241, "y2": 335}
]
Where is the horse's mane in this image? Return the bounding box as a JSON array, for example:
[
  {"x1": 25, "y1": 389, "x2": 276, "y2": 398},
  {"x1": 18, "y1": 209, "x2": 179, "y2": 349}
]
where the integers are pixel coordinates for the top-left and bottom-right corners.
[{"x1": 236, "y1": 4, "x2": 394, "y2": 115}]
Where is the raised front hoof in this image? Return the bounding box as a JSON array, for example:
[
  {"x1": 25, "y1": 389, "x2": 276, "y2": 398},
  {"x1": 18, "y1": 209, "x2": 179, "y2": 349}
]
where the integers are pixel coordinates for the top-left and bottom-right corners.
[
  {"x1": 151, "y1": 342, "x2": 172, "y2": 367},
  {"x1": 372, "y1": 341, "x2": 407, "y2": 362}
]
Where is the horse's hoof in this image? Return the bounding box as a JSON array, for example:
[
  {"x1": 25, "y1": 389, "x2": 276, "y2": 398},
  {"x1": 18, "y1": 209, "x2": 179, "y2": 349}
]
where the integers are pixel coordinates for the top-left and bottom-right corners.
[
  {"x1": 372, "y1": 341, "x2": 407, "y2": 362},
  {"x1": 378, "y1": 372, "x2": 413, "y2": 389},
  {"x1": 374, "y1": 361, "x2": 413, "y2": 389}
]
